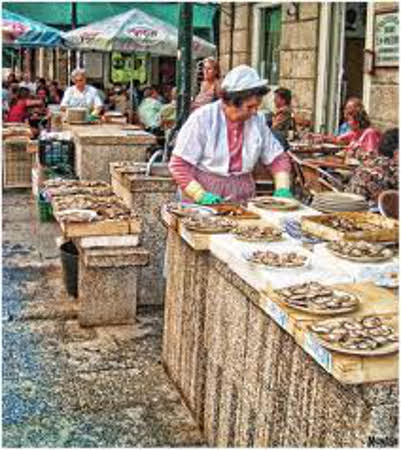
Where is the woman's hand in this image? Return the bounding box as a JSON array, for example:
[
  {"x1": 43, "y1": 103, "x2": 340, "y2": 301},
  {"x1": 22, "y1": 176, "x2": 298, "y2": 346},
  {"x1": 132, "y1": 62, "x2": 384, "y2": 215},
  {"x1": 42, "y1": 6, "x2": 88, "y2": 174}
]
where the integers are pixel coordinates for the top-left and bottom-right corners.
[
  {"x1": 198, "y1": 192, "x2": 223, "y2": 205},
  {"x1": 273, "y1": 188, "x2": 293, "y2": 198}
]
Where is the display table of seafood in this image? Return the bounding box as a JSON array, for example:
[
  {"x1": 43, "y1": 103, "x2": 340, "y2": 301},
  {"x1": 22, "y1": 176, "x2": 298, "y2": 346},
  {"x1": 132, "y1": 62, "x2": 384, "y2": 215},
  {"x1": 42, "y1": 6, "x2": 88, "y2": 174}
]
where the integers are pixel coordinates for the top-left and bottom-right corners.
[
  {"x1": 161, "y1": 200, "x2": 398, "y2": 447},
  {"x1": 64, "y1": 123, "x2": 156, "y2": 182},
  {"x1": 44, "y1": 179, "x2": 149, "y2": 326}
]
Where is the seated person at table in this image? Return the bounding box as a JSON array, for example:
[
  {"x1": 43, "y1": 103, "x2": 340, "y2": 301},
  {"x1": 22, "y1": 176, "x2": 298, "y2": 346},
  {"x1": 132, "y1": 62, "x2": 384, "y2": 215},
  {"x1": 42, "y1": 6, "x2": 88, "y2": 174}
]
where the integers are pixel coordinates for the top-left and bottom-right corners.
[
  {"x1": 109, "y1": 84, "x2": 132, "y2": 122},
  {"x1": 61, "y1": 68, "x2": 103, "y2": 117},
  {"x1": 6, "y1": 87, "x2": 42, "y2": 123},
  {"x1": 159, "y1": 87, "x2": 177, "y2": 128},
  {"x1": 325, "y1": 110, "x2": 381, "y2": 159},
  {"x1": 48, "y1": 82, "x2": 62, "y2": 104},
  {"x1": 37, "y1": 86, "x2": 50, "y2": 106},
  {"x1": 28, "y1": 107, "x2": 46, "y2": 139},
  {"x1": 272, "y1": 87, "x2": 292, "y2": 138},
  {"x1": 336, "y1": 97, "x2": 364, "y2": 136},
  {"x1": 19, "y1": 73, "x2": 37, "y2": 94},
  {"x1": 110, "y1": 84, "x2": 130, "y2": 114},
  {"x1": 345, "y1": 128, "x2": 398, "y2": 206},
  {"x1": 137, "y1": 86, "x2": 163, "y2": 131}
]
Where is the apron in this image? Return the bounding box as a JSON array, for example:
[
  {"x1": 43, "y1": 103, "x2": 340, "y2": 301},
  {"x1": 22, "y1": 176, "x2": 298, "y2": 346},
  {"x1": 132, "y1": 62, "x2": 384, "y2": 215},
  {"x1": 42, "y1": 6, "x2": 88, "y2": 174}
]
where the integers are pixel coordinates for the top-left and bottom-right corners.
[{"x1": 176, "y1": 167, "x2": 255, "y2": 203}]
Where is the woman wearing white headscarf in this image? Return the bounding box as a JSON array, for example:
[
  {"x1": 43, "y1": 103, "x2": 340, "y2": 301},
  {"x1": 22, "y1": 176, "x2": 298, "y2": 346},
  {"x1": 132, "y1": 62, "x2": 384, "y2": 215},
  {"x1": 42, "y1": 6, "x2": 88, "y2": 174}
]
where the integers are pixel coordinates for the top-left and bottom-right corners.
[{"x1": 169, "y1": 65, "x2": 292, "y2": 204}]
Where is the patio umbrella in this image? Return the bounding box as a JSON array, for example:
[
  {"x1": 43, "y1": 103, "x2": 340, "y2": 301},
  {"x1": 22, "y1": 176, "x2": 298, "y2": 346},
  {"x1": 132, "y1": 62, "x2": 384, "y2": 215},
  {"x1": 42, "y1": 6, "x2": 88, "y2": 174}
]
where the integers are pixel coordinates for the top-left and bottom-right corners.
[
  {"x1": 63, "y1": 7, "x2": 215, "y2": 58},
  {"x1": 2, "y1": 8, "x2": 64, "y2": 47}
]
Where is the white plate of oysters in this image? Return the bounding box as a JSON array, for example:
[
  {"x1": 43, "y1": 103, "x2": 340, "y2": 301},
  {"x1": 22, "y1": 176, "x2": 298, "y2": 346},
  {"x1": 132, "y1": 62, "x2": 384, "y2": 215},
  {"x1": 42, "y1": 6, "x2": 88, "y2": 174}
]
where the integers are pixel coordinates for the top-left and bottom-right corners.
[
  {"x1": 327, "y1": 240, "x2": 393, "y2": 263},
  {"x1": 242, "y1": 248, "x2": 311, "y2": 270},
  {"x1": 276, "y1": 282, "x2": 359, "y2": 315},
  {"x1": 309, "y1": 315, "x2": 398, "y2": 356}
]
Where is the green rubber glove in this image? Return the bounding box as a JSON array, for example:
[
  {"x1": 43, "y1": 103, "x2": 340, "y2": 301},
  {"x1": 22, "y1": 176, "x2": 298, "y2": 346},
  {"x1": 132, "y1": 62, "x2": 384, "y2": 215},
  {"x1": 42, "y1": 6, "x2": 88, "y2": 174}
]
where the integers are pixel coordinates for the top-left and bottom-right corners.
[
  {"x1": 87, "y1": 113, "x2": 98, "y2": 122},
  {"x1": 197, "y1": 192, "x2": 223, "y2": 205},
  {"x1": 273, "y1": 188, "x2": 293, "y2": 198}
]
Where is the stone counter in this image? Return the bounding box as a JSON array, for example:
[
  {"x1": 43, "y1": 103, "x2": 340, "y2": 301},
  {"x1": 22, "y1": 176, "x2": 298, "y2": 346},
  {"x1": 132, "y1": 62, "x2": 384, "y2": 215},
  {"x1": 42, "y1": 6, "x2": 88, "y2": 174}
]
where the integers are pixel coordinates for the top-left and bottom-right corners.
[
  {"x1": 161, "y1": 210, "x2": 398, "y2": 447},
  {"x1": 64, "y1": 123, "x2": 156, "y2": 182},
  {"x1": 110, "y1": 162, "x2": 177, "y2": 306}
]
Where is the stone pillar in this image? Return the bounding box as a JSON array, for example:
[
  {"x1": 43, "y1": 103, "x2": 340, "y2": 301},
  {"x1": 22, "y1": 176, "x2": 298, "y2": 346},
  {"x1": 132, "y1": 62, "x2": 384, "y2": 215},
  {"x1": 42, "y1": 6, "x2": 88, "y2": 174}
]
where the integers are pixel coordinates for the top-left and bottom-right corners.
[
  {"x1": 364, "y1": 2, "x2": 399, "y2": 129},
  {"x1": 110, "y1": 163, "x2": 177, "y2": 305},
  {"x1": 279, "y1": 3, "x2": 320, "y2": 124},
  {"x1": 219, "y1": 3, "x2": 252, "y2": 77},
  {"x1": 77, "y1": 245, "x2": 149, "y2": 327}
]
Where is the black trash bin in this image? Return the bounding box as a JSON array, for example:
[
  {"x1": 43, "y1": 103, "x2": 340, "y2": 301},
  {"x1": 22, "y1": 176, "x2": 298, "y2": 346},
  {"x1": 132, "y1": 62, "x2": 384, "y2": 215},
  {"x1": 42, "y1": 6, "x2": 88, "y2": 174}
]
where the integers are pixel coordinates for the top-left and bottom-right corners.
[{"x1": 60, "y1": 241, "x2": 79, "y2": 297}]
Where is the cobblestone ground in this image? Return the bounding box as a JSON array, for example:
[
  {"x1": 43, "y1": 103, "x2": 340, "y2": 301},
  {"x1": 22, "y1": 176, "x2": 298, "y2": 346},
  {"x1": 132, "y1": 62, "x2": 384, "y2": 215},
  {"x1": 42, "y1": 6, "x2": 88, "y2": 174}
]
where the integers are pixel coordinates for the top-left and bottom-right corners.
[{"x1": 2, "y1": 190, "x2": 205, "y2": 448}]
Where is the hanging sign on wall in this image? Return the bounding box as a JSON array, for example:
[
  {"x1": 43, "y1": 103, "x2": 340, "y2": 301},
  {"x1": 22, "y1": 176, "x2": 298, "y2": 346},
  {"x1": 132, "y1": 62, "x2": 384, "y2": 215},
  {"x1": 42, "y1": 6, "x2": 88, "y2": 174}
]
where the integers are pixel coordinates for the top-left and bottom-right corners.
[{"x1": 374, "y1": 11, "x2": 399, "y2": 67}]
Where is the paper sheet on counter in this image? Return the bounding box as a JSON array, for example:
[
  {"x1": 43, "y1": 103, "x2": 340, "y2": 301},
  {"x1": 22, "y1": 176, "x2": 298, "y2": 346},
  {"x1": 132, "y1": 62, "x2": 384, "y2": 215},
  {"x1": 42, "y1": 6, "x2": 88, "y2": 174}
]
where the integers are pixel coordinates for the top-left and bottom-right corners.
[
  {"x1": 313, "y1": 243, "x2": 399, "y2": 284},
  {"x1": 247, "y1": 203, "x2": 321, "y2": 228},
  {"x1": 209, "y1": 234, "x2": 354, "y2": 291}
]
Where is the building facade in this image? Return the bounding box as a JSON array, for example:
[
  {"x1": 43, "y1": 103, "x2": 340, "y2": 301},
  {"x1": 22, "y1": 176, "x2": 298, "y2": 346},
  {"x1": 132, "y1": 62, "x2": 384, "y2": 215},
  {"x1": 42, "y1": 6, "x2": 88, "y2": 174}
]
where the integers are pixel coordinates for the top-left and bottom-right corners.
[{"x1": 219, "y1": 2, "x2": 399, "y2": 132}]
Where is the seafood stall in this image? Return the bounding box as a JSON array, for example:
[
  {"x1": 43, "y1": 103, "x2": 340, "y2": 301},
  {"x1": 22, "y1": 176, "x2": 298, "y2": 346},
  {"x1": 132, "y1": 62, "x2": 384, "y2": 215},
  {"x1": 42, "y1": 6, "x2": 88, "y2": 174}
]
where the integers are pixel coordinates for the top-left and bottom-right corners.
[
  {"x1": 161, "y1": 197, "x2": 399, "y2": 447},
  {"x1": 62, "y1": 122, "x2": 156, "y2": 182},
  {"x1": 42, "y1": 179, "x2": 149, "y2": 326}
]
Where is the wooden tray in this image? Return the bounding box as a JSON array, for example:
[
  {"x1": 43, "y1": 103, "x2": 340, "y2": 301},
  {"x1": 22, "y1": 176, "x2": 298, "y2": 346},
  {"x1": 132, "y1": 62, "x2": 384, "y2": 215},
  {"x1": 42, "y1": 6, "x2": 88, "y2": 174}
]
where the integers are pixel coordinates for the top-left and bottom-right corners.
[
  {"x1": 301, "y1": 212, "x2": 399, "y2": 242},
  {"x1": 308, "y1": 316, "x2": 398, "y2": 357},
  {"x1": 59, "y1": 218, "x2": 141, "y2": 238},
  {"x1": 183, "y1": 224, "x2": 233, "y2": 234},
  {"x1": 210, "y1": 204, "x2": 261, "y2": 220},
  {"x1": 312, "y1": 334, "x2": 398, "y2": 357},
  {"x1": 68, "y1": 120, "x2": 100, "y2": 125},
  {"x1": 328, "y1": 246, "x2": 394, "y2": 263},
  {"x1": 234, "y1": 234, "x2": 283, "y2": 243},
  {"x1": 278, "y1": 290, "x2": 360, "y2": 316}
]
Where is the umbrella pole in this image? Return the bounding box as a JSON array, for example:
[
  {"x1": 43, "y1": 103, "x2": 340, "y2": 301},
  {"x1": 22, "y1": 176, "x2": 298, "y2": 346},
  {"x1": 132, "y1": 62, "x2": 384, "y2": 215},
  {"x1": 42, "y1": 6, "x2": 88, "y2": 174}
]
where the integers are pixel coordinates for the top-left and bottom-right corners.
[
  {"x1": 130, "y1": 54, "x2": 134, "y2": 112},
  {"x1": 176, "y1": 3, "x2": 193, "y2": 128}
]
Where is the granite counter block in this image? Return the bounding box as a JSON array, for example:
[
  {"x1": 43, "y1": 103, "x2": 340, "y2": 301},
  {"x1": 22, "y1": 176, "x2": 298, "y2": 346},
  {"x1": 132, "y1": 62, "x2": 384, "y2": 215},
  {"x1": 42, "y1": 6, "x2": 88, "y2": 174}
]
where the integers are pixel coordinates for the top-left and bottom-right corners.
[
  {"x1": 162, "y1": 229, "x2": 210, "y2": 429},
  {"x1": 77, "y1": 246, "x2": 149, "y2": 327},
  {"x1": 82, "y1": 247, "x2": 149, "y2": 268},
  {"x1": 78, "y1": 262, "x2": 137, "y2": 327},
  {"x1": 162, "y1": 229, "x2": 399, "y2": 447},
  {"x1": 74, "y1": 140, "x2": 149, "y2": 182},
  {"x1": 111, "y1": 171, "x2": 176, "y2": 306}
]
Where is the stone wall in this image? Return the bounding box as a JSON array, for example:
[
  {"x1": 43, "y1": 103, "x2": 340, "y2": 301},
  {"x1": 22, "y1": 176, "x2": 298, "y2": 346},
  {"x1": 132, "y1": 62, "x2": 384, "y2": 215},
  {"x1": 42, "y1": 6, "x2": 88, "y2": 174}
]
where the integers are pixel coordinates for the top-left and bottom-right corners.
[
  {"x1": 218, "y1": 3, "x2": 252, "y2": 77},
  {"x1": 366, "y1": 2, "x2": 399, "y2": 129},
  {"x1": 279, "y1": 3, "x2": 320, "y2": 123},
  {"x1": 218, "y1": 3, "x2": 319, "y2": 122}
]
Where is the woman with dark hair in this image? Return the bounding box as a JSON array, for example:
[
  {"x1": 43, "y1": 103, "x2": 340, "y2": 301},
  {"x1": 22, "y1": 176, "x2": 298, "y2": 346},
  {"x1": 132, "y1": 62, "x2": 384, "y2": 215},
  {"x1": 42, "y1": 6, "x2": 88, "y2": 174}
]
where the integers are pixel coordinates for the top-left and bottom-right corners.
[
  {"x1": 169, "y1": 65, "x2": 291, "y2": 204},
  {"x1": 321, "y1": 109, "x2": 381, "y2": 159},
  {"x1": 191, "y1": 57, "x2": 221, "y2": 111},
  {"x1": 272, "y1": 87, "x2": 293, "y2": 138}
]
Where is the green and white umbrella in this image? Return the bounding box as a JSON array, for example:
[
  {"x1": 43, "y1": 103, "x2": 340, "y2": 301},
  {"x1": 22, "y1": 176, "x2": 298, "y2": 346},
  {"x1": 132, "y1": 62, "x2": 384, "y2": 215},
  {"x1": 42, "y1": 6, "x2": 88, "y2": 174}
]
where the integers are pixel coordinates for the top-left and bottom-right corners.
[{"x1": 64, "y1": 7, "x2": 215, "y2": 57}]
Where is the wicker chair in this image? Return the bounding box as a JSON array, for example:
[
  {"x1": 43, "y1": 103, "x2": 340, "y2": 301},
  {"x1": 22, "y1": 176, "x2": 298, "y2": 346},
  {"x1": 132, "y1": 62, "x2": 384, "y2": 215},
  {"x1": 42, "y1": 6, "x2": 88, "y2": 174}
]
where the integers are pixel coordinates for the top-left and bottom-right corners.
[{"x1": 288, "y1": 151, "x2": 343, "y2": 203}]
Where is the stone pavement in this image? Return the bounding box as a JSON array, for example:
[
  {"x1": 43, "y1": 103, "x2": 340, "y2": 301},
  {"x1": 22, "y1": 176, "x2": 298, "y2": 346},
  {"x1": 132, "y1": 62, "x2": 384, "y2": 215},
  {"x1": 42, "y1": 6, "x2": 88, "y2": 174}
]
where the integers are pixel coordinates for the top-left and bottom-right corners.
[{"x1": 2, "y1": 190, "x2": 205, "y2": 447}]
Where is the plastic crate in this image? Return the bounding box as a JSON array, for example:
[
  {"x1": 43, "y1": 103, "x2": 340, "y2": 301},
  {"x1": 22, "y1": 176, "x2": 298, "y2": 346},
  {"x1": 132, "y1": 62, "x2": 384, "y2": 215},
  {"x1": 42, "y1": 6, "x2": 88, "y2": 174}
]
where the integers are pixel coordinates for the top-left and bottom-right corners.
[
  {"x1": 39, "y1": 140, "x2": 75, "y2": 174},
  {"x1": 37, "y1": 193, "x2": 54, "y2": 223},
  {"x1": 3, "y1": 139, "x2": 34, "y2": 188}
]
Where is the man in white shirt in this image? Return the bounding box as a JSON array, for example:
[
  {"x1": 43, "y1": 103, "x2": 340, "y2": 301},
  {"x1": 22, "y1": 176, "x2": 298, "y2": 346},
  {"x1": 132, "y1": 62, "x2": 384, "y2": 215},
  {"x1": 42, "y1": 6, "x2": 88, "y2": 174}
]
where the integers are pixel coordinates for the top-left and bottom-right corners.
[
  {"x1": 61, "y1": 68, "x2": 103, "y2": 116},
  {"x1": 19, "y1": 73, "x2": 36, "y2": 94}
]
